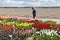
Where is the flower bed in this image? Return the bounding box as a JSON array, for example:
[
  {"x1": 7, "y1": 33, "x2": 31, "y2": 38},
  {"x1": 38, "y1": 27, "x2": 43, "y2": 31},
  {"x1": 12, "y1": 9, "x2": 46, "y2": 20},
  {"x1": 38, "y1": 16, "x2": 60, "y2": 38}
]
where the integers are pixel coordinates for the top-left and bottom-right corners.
[{"x1": 0, "y1": 16, "x2": 60, "y2": 40}]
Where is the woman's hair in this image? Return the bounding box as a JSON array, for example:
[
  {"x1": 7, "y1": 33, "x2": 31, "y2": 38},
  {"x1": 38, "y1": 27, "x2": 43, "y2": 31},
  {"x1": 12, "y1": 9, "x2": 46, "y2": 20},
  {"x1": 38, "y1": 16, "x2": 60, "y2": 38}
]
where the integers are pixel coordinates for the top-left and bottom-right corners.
[
  {"x1": 32, "y1": 7, "x2": 35, "y2": 10},
  {"x1": 32, "y1": 7, "x2": 34, "y2": 9}
]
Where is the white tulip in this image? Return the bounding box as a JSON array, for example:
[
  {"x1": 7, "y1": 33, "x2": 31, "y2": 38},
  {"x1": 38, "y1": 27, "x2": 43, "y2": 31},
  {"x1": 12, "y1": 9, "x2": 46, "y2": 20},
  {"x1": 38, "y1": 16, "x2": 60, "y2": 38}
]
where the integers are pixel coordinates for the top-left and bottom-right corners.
[
  {"x1": 55, "y1": 33, "x2": 58, "y2": 36},
  {"x1": 0, "y1": 21, "x2": 1, "y2": 23},
  {"x1": 13, "y1": 25, "x2": 15, "y2": 27},
  {"x1": 51, "y1": 37, "x2": 53, "y2": 38},
  {"x1": 8, "y1": 34, "x2": 12, "y2": 38},
  {"x1": 32, "y1": 28, "x2": 35, "y2": 30},
  {"x1": 59, "y1": 35, "x2": 60, "y2": 37},
  {"x1": 51, "y1": 34, "x2": 54, "y2": 36},
  {"x1": 40, "y1": 33, "x2": 41, "y2": 36},
  {"x1": 35, "y1": 31, "x2": 40, "y2": 34},
  {"x1": 59, "y1": 31, "x2": 60, "y2": 33}
]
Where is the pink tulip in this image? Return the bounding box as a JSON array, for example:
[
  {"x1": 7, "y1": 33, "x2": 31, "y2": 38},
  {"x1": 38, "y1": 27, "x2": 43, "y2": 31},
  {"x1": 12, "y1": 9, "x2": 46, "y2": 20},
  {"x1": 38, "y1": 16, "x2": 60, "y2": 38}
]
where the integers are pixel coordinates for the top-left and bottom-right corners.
[{"x1": 18, "y1": 30, "x2": 32, "y2": 35}]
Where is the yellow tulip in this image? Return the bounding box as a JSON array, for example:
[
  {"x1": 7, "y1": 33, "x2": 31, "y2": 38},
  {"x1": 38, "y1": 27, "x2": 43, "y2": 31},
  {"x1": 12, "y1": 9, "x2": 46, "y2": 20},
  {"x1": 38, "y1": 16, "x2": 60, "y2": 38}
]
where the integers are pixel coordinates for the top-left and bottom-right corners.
[
  {"x1": 0, "y1": 16, "x2": 9, "y2": 18},
  {"x1": 23, "y1": 22, "x2": 29, "y2": 26},
  {"x1": 16, "y1": 22, "x2": 34, "y2": 27},
  {"x1": 29, "y1": 23, "x2": 32, "y2": 25},
  {"x1": 7, "y1": 22, "x2": 13, "y2": 25},
  {"x1": 4, "y1": 16, "x2": 9, "y2": 18},
  {"x1": 16, "y1": 23, "x2": 20, "y2": 26}
]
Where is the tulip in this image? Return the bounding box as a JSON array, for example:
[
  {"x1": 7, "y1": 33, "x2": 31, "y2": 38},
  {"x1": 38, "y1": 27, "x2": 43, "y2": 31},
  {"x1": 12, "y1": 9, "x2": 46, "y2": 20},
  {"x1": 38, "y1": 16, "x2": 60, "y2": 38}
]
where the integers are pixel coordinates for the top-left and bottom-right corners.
[{"x1": 1, "y1": 26, "x2": 13, "y2": 31}]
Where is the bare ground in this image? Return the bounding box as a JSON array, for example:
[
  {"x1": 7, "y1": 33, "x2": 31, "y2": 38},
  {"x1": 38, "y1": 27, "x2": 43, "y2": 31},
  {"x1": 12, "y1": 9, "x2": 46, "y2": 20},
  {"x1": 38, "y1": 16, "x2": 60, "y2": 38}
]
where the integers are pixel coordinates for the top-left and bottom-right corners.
[{"x1": 0, "y1": 8, "x2": 60, "y2": 19}]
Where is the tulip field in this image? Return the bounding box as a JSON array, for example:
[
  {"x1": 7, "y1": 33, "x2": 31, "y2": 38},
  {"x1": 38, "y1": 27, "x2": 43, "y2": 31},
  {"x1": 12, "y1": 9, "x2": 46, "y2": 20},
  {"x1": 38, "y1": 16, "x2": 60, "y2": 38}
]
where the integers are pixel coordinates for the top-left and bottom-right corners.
[{"x1": 0, "y1": 16, "x2": 60, "y2": 40}]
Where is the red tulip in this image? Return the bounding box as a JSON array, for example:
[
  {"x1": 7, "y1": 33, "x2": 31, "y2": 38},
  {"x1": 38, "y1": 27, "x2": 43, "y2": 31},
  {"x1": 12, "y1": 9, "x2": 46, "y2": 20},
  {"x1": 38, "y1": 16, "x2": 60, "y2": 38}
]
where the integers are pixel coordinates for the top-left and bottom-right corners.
[
  {"x1": 0, "y1": 18, "x2": 4, "y2": 21},
  {"x1": 32, "y1": 24, "x2": 52, "y2": 29},
  {"x1": 1, "y1": 26, "x2": 13, "y2": 31},
  {"x1": 53, "y1": 27, "x2": 60, "y2": 31}
]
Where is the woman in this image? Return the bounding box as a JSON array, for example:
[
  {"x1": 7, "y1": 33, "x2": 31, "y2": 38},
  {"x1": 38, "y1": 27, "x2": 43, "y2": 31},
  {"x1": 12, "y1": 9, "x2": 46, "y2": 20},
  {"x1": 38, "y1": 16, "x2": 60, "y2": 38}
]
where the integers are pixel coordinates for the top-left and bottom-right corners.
[{"x1": 32, "y1": 7, "x2": 36, "y2": 19}]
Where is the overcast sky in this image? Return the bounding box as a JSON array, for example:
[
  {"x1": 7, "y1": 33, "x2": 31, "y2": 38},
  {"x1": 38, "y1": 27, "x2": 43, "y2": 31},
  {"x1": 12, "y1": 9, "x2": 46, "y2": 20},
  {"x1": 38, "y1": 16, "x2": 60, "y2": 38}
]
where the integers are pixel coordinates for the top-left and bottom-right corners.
[{"x1": 0, "y1": 0, "x2": 60, "y2": 7}]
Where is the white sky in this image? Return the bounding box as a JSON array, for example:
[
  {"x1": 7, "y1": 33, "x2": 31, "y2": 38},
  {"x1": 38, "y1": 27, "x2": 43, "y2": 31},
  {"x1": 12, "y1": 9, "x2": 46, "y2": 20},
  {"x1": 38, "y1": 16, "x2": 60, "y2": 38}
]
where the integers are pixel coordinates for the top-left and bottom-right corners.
[{"x1": 0, "y1": 0, "x2": 60, "y2": 7}]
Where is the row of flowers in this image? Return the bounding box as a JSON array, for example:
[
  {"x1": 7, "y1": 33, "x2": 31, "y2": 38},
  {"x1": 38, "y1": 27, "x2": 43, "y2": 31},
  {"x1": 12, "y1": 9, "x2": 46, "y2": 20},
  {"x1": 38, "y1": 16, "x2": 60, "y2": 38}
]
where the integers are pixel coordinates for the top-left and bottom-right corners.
[{"x1": 0, "y1": 16, "x2": 60, "y2": 40}]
